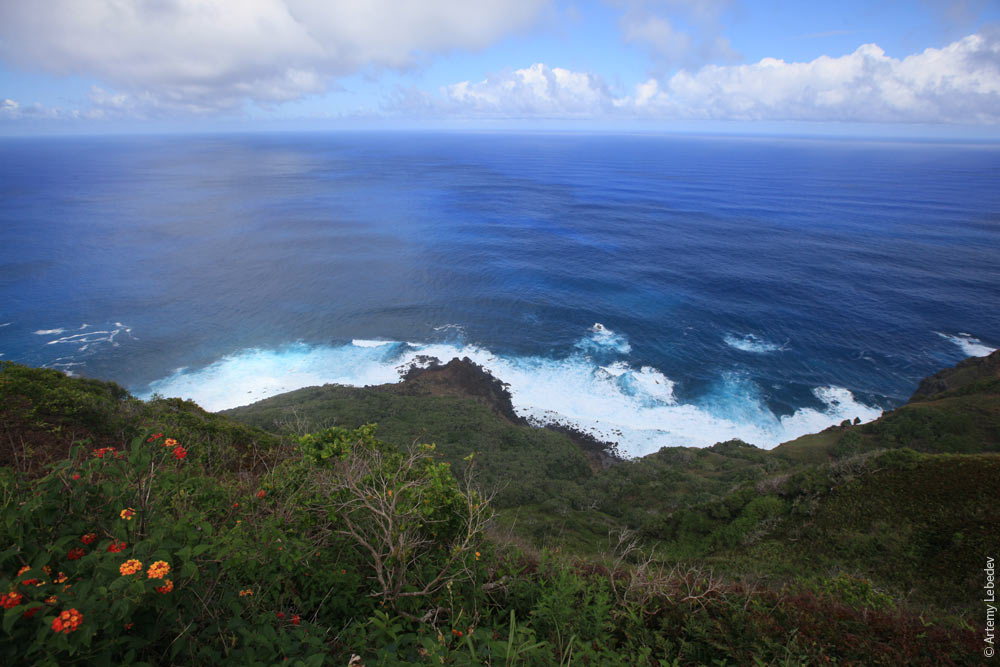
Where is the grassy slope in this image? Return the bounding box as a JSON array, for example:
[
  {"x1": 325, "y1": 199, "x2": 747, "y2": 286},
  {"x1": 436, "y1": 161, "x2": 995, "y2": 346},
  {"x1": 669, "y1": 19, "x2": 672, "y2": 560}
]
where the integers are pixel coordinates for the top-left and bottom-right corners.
[
  {"x1": 223, "y1": 352, "x2": 1000, "y2": 614},
  {"x1": 5, "y1": 353, "x2": 998, "y2": 619},
  {"x1": 0, "y1": 358, "x2": 992, "y2": 663}
]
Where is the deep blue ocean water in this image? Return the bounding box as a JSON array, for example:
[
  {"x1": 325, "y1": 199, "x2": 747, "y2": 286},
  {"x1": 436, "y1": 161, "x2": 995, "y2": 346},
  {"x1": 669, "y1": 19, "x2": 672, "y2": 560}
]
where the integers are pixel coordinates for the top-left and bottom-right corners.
[{"x1": 1, "y1": 132, "x2": 998, "y2": 455}]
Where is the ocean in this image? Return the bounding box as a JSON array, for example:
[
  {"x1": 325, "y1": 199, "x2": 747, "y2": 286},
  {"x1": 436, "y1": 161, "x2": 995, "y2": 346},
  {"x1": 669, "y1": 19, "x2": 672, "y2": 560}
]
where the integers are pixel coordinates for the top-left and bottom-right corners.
[{"x1": 1, "y1": 132, "x2": 998, "y2": 456}]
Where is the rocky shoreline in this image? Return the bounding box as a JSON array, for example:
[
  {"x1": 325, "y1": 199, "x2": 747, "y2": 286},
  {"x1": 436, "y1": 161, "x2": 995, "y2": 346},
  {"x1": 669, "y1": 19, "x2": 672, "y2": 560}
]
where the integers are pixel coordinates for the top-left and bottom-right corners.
[{"x1": 397, "y1": 356, "x2": 623, "y2": 467}]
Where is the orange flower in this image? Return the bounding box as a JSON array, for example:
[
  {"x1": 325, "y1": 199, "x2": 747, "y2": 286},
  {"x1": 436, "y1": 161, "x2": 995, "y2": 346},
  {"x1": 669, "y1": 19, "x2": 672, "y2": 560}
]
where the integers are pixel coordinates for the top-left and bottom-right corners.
[
  {"x1": 44, "y1": 596, "x2": 57, "y2": 605},
  {"x1": 147, "y1": 561, "x2": 170, "y2": 579},
  {"x1": 238, "y1": 589, "x2": 253, "y2": 597},
  {"x1": 53, "y1": 572, "x2": 68, "y2": 584},
  {"x1": 51, "y1": 608, "x2": 82, "y2": 634},
  {"x1": 155, "y1": 579, "x2": 174, "y2": 594},
  {"x1": 16, "y1": 565, "x2": 30, "y2": 577},
  {"x1": 119, "y1": 559, "x2": 142, "y2": 576},
  {"x1": 120, "y1": 508, "x2": 135, "y2": 521},
  {"x1": 1, "y1": 592, "x2": 22, "y2": 609},
  {"x1": 256, "y1": 489, "x2": 266, "y2": 499},
  {"x1": 164, "y1": 438, "x2": 178, "y2": 447}
]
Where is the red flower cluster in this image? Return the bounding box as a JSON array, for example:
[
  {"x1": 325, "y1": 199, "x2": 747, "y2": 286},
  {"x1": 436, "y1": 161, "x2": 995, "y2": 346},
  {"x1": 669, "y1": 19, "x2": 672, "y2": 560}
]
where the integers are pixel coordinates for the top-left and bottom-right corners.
[
  {"x1": 1, "y1": 592, "x2": 22, "y2": 609},
  {"x1": 107, "y1": 540, "x2": 127, "y2": 553},
  {"x1": 92, "y1": 447, "x2": 116, "y2": 458},
  {"x1": 51, "y1": 608, "x2": 82, "y2": 634},
  {"x1": 66, "y1": 547, "x2": 86, "y2": 561},
  {"x1": 21, "y1": 578, "x2": 41, "y2": 586},
  {"x1": 147, "y1": 433, "x2": 164, "y2": 442},
  {"x1": 256, "y1": 490, "x2": 266, "y2": 499},
  {"x1": 173, "y1": 446, "x2": 187, "y2": 460},
  {"x1": 155, "y1": 579, "x2": 174, "y2": 594},
  {"x1": 22, "y1": 606, "x2": 40, "y2": 619},
  {"x1": 291, "y1": 615, "x2": 301, "y2": 625},
  {"x1": 71, "y1": 473, "x2": 81, "y2": 481},
  {"x1": 81, "y1": 533, "x2": 97, "y2": 545},
  {"x1": 276, "y1": 612, "x2": 285, "y2": 620}
]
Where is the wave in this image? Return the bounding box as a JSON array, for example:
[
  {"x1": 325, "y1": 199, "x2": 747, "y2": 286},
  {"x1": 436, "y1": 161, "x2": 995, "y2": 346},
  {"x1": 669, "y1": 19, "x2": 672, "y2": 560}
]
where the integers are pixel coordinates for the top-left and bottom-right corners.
[
  {"x1": 351, "y1": 339, "x2": 396, "y2": 348},
  {"x1": 574, "y1": 322, "x2": 632, "y2": 355},
  {"x1": 141, "y1": 325, "x2": 882, "y2": 457},
  {"x1": 937, "y1": 332, "x2": 996, "y2": 358},
  {"x1": 723, "y1": 333, "x2": 784, "y2": 353}
]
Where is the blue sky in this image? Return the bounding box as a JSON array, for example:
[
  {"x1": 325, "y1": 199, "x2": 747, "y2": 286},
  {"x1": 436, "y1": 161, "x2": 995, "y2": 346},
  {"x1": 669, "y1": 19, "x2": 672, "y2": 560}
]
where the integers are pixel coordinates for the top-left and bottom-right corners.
[{"x1": 1, "y1": 0, "x2": 999, "y2": 136}]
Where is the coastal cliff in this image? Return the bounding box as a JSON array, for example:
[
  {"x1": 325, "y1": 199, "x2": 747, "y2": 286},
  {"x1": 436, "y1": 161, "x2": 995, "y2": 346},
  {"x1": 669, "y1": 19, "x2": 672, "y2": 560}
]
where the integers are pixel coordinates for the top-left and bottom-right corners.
[{"x1": 1, "y1": 353, "x2": 997, "y2": 664}]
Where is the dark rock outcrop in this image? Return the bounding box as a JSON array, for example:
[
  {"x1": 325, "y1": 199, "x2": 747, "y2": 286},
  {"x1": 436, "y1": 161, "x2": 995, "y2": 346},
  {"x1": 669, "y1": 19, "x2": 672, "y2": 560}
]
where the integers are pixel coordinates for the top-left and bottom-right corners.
[{"x1": 910, "y1": 349, "x2": 1000, "y2": 401}]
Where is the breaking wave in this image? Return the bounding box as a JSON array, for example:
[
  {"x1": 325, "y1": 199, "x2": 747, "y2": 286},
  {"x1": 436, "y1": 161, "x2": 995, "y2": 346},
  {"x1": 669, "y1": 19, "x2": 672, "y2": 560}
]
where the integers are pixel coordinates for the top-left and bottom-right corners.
[{"x1": 142, "y1": 324, "x2": 881, "y2": 457}]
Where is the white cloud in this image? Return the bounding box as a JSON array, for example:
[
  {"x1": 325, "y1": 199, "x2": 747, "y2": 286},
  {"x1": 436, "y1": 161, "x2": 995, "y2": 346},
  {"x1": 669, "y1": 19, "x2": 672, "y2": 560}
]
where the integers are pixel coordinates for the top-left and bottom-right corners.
[
  {"x1": 611, "y1": 0, "x2": 740, "y2": 70},
  {"x1": 423, "y1": 32, "x2": 1000, "y2": 124},
  {"x1": 0, "y1": 0, "x2": 549, "y2": 114},
  {"x1": 441, "y1": 64, "x2": 618, "y2": 117},
  {"x1": 658, "y1": 31, "x2": 1000, "y2": 122}
]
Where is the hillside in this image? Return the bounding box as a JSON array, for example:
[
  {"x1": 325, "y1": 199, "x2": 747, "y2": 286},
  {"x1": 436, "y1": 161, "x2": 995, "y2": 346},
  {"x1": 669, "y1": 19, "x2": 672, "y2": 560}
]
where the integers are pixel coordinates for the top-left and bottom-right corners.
[{"x1": 1, "y1": 355, "x2": 996, "y2": 664}]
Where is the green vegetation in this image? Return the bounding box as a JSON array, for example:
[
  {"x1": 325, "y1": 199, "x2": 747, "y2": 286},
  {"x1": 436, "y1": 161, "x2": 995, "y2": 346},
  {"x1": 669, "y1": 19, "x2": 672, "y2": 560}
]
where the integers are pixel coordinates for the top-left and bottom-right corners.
[{"x1": 2, "y1": 355, "x2": 996, "y2": 664}]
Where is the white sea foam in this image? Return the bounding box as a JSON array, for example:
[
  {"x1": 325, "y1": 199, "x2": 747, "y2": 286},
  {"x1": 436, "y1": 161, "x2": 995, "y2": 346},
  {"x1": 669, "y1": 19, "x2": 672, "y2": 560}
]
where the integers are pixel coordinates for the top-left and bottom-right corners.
[
  {"x1": 141, "y1": 326, "x2": 883, "y2": 456},
  {"x1": 351, "y1": 339, "x2": 397, "y2": 348},
  {"x1": 937, "y1": 332, "x2": 996, "y2": 358},
  {"x1": 35, "y1": 328, "x2": 66, "y2": 335},
  {"x1": 0, "y1": 322, "x2": 10, "y2": 327},
  {"x1": 723, "y1": 333, "x2": 784, "y2": 353},
  {"x1": 574, "y1": 323, "x2": 632, "y2": 355}
]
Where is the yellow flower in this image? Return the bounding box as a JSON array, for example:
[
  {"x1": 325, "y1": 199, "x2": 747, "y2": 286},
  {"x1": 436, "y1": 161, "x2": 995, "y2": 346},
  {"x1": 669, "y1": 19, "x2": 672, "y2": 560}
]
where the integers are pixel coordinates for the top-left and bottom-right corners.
[
  {"x1": 119, "y1": 559, "x2": 142, "y2": 576},
  {"x1": 164, "y1": 438, "x2": 178, "y2": 447},
  {"x1": 147, "y1": 561, "x2": 170, "y2": 579},
  {"x1": 120, "y1": 508, "x2": 135, "y2": 521}
]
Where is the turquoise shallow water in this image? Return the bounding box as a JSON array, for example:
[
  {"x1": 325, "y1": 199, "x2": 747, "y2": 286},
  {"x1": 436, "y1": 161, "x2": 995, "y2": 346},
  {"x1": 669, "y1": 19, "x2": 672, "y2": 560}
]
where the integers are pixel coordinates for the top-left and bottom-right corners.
[{"x1": 1, "y1": 132, "x2": 998, "y2": 454}]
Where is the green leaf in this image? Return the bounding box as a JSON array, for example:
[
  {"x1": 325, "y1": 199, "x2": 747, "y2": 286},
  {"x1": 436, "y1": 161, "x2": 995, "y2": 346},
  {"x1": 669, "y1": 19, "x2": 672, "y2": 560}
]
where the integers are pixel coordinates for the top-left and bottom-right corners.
[{"x1": 3, "y1": 606, "x2": 23, "y2": 634}]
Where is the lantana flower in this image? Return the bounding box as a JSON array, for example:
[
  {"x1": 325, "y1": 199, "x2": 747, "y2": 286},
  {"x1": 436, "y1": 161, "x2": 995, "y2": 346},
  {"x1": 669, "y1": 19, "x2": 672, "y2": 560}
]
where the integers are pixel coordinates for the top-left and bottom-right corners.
[
  {"x1": 1, "y1": 592, "x2": 22, "y2": 609},
  {"x1": 120, "y1": 508, "x2": 135, "y2": 520},
  {"x1": 164, "y1": 438, "x2": 178, "y2": 447},
  {"x1": 147, "y1": 561, "x2": 170, "y2": 579},
  {"x1": 107, "y1": 540, "x2": 127, "y2": 553},
  {"x1": 51, "y1": 608, "x2": 82, "y2": 634},
  {"x1": 81, "y1": 533, "x2": 97, "y2": 545},
  {"x1": 155, "y1": 579, "x2": 174, "y2": 594},
  {"x1": 66, "y1": 547, "x2": 85, "y2": 561},
  {"x1": 173, "y1": 446, "x2": 187, "y2": 460},
  {"x1": 119, "y1": 559, "x2": 142, "y2": 576}
]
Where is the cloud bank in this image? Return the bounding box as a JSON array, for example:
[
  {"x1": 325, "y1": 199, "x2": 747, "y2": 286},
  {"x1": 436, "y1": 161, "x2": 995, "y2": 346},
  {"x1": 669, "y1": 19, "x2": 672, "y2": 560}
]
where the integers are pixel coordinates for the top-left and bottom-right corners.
[
  {"x1": 427, "y1": 31, "x2": 1000, "y2": 124},
  {"x1": 0, "y1": 0, "x2": 548, "y2": 114}
]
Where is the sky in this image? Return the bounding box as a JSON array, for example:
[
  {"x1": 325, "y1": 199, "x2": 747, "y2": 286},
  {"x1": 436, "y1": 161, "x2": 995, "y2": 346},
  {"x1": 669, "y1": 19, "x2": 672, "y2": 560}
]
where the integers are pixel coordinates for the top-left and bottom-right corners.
[{"x1": 1, "y1": 0, "x2": 999, "y2": 137}]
